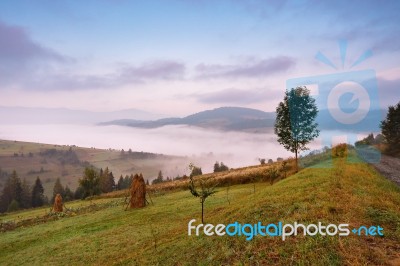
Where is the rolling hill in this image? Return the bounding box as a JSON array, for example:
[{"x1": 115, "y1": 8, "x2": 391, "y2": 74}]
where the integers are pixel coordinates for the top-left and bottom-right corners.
[
  {"x1": 0, "y1": 140, "x2": 191, "y2": 198},
  {"x1": 99, "y1": 106, "x2": 387, "y2": 134},
  {"x1": 0, "y1": 106, "x2": 163, "y2": 125},
  {"x1": 99, "y1": 107, "x2": 276, "y2": 131},
  {"x1": 0, "y1": 155, "x2": 399, "y2": 265}
]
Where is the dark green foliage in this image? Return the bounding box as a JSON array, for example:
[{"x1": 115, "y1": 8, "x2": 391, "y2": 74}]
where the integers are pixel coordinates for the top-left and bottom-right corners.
[
  {"x1": 380, "y1": 102, "x2": 400, "y2": 156},
  {"x1": 355, "y1": 133, "x2": 385, "y2": 147},
  {"x1": 99, "y1": 167, "x2": 115, "y2": 193},
  {"x1": 52, "y1": 178, "x2": 65, "y2": 202},
  {"x1": 275, "y1": 86, "x2": 319, "y2": 171},
  {"x1": 39, "y1": 148, "x2": 81, "y2": 165},
  {"x1": 189, "y1": 163, "x2": 203, "y2": 177},
  {"x1": 188, "y1": 175, "x2": 217, "y2": 223},
  {"x1": 120, "y1": 150, "x2": 167, "y2": 160},
  {"x1": 0, "y1": 171, "x2": 23, "y2": 212},
  {"x1": 258, "y1": 158, "x2": 266, "y2": 165},
  {"x1": 7, "y1": 199, "x2": 19, "y2": 212},
  {"x1": 32, "y1": 177, "x2": 45, "y2": 208},
  {"x1": 64, "y1": 186, "x2": 74, "y2": 201},
  {"x1": 74, "y1": 186, "x2": 84, "y2": 200},
  {"x1": 78, "y1": 168, "x2": 101, "y2": 199},
  {"x1": 27, "y1": 167, "x2": 48, "y2": 175},
  {"x1": 213, "y1": 161, "x2": 219, "y2": 172},
  {"x1": 117, "y1": 175, "x2": 124, "y2": 190},
  {"x1": 152, "y1": 170, "x2": 164, "y2": 185},
  {"x1": 117, "y1": 175, "x2": 132, "y2": 190},
  {"x1": 20, "y1": 179, "x2": 32, "y2": 209},
  {"x1": 213, "y1": 161, "x2": 229, "y2": 173}
]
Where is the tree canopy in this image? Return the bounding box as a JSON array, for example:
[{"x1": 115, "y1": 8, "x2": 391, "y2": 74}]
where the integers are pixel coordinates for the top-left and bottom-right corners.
[
  {"x1": 79, "y1": 168, "x2": 101, "y2": 198},
  {"x1": 275, "y1": 86, "x2": 319, "y2": 171},
  {"x1": 381, "y1": 101, "x2": 400, "y2": 156}
]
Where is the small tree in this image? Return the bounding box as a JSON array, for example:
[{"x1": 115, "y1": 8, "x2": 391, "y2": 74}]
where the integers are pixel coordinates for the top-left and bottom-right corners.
[
  {"x1": 64, "y1": 186, "x2": 74, "y2": 201},
  {"x1": 99, "y1": 167, "x2": 115, "y2": 193},
  {"x1": 188, "y1": 176, "x2": 217, "y2": 224},
  {"x1": 213, "y1": 161, "x2": 229, "y2": 172},
  {"x1": 78, "y1": 168, "x2": 100, "y2": 199},
  {"x1": 52, "y1": 178, "x2": 65, "y2": 202},
  {"x1": 281, "y1": 161, "x2": 289, "y2": 178},
  {"x1": 189, "y1": 163, "x2": 202, "y2": 177},
  {"x1": 7, "y1": 199, "x2": 20, "y2": 212},
  {"x1": 381, "y1": 101, "x2": 400, "y2": 156},
  {"x1": 152, "y1": 170, "x2": 164, "y2": 185},
  {"x1": 268, "y1": 167, "x2": 279, "y2": 185},
  {"x1": 258, "y1": 158, "x2": 266, "y2": 165},
  {"x1": 20, "y1": 179, "x2": 32, "y2": 209},
  {"x1": 31, "y1": 177, "x2": 44, "y2": 207},
  {"x1": 275, "y1": 86, "x2": 319, "y2": 172},
  {"x1": 213, "y1": 161, "x2": 220, "y2": 173},
  {"x1": 117, "y1": 175, "x2": 124, "y2": 190},
  {"x1": 219, "y1": 162, "x2": 229, "y2": 172}
]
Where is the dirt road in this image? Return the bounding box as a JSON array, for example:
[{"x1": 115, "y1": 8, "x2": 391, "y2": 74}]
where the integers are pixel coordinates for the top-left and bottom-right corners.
[{"x1": 372, "y1": 155, "x2": 400, "y2": 187}]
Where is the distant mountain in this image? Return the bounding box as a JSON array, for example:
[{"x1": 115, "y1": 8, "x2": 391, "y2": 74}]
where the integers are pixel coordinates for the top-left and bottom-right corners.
[
  {"x1": 99, "y1": 106, "x2": 387, "y2": 133},
  {"x1": 100, "y1": 107, "x2": 276, "y2": 131},
  {"x1": 0, "y1": 106, "x2": 163, "y2": 125}
]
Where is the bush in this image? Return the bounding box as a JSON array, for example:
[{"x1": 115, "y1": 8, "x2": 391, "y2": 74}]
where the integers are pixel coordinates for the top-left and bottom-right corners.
[
  {"x1": 7, "y1": 200, "x2": 20, "y2": 212},
  {"x1": 332, "y1": 143, "x2": 348, "y2": 158}
]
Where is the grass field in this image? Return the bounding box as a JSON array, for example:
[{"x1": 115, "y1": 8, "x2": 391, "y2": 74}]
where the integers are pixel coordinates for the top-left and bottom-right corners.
[{"x1": 0, "y1": 157, "x2": 399, "y2": 265}]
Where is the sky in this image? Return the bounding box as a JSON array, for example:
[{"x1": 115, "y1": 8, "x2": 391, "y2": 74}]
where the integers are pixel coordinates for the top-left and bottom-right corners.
[{"x1": 0, "y1": 0, "x2": 399, "y2": 117}]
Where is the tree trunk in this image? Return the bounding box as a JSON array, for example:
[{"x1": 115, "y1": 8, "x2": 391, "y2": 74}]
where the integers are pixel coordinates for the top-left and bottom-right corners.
[
  {"x1": 201, "y1": 199, "x2": 204, "y2": 224},
  {"x1": 295, "y1": 149, "x2": 298, "y2": 173}
]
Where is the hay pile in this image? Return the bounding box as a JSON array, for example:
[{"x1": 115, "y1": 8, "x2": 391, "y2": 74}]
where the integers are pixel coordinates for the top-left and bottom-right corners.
[
  {"x1": 53, "y1": 193, "x2": 63, "y2": 212},
  {"x1": 130, "y1": 174, "x2": 146, "y2": 208}
]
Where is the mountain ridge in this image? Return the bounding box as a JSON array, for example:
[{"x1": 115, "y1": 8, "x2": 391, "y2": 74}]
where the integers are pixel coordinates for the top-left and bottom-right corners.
[{"x1": 99, "y1": 106, "x2": 276, "y2": 131}]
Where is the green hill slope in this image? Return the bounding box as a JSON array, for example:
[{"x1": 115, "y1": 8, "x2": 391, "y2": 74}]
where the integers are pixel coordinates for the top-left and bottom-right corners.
[
  {"x1": 0, "y1": 159, "x2": 399, "y2": 265},
  {"x1": 0, "y1": 139, "x2": 188, "y2": 198}
]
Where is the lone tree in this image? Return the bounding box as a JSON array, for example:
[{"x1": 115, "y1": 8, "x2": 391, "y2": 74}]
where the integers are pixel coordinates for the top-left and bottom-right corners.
[
  {"x1": 52, "y1": 178, "x2": 64, "y2": 203},
  {"x1": 78, "y1": 168, "x2": 101, "y2": 199},
  {"x1": 188, "y1": 176, "x2": 217, "y2": 224},
  {"x1": 213, "y1": 161, "x2": 229, "y2": 172},
  {"x1": 275, "y1": 86, "x2": 319, "y2": 172},
  {"x1": 381, "y1": 101, "x2": 400, "y2": 156},
  {"x1": 189, "y1": 163, "x2": 202, "y2": 177},
  {"x1": 31, "y1": 177, "x2": 45, "y2": 208}
]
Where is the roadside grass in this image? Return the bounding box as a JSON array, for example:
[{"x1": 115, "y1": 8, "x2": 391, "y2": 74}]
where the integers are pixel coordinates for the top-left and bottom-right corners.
[{"x1": 0, "y1": 158, "x2": 399, "y2": 265}]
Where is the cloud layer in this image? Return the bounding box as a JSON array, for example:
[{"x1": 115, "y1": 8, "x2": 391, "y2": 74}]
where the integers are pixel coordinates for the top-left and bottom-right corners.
[
  {"x1": 194, "y1": 87, "x2": 282, "y2": 104},
  {"x1": 195, "y1": 56, "x2": 295, "y2": 79},
  {"x1": 0, "y1": 21, "x2": 66, "y2": 85}
]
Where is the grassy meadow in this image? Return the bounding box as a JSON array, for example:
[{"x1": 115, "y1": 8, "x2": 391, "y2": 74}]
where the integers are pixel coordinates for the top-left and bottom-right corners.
[{"x1": 0, "y1": 157, "x2": 399, "y2": 265}]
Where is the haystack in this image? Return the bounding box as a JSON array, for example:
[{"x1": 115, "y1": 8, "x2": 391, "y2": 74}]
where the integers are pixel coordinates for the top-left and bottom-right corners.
[
  {"x1": 130, "y1": 173, "x2": 146, "y2": 208},
  {"x1": 53, "y1": 193, "x2": 63, "y2": 212}
]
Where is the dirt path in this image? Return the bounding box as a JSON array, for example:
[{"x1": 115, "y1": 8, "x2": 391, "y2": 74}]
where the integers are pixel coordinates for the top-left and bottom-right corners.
[{"x1": 372, "y1": 155, "x2": 400, "y2": 187}]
